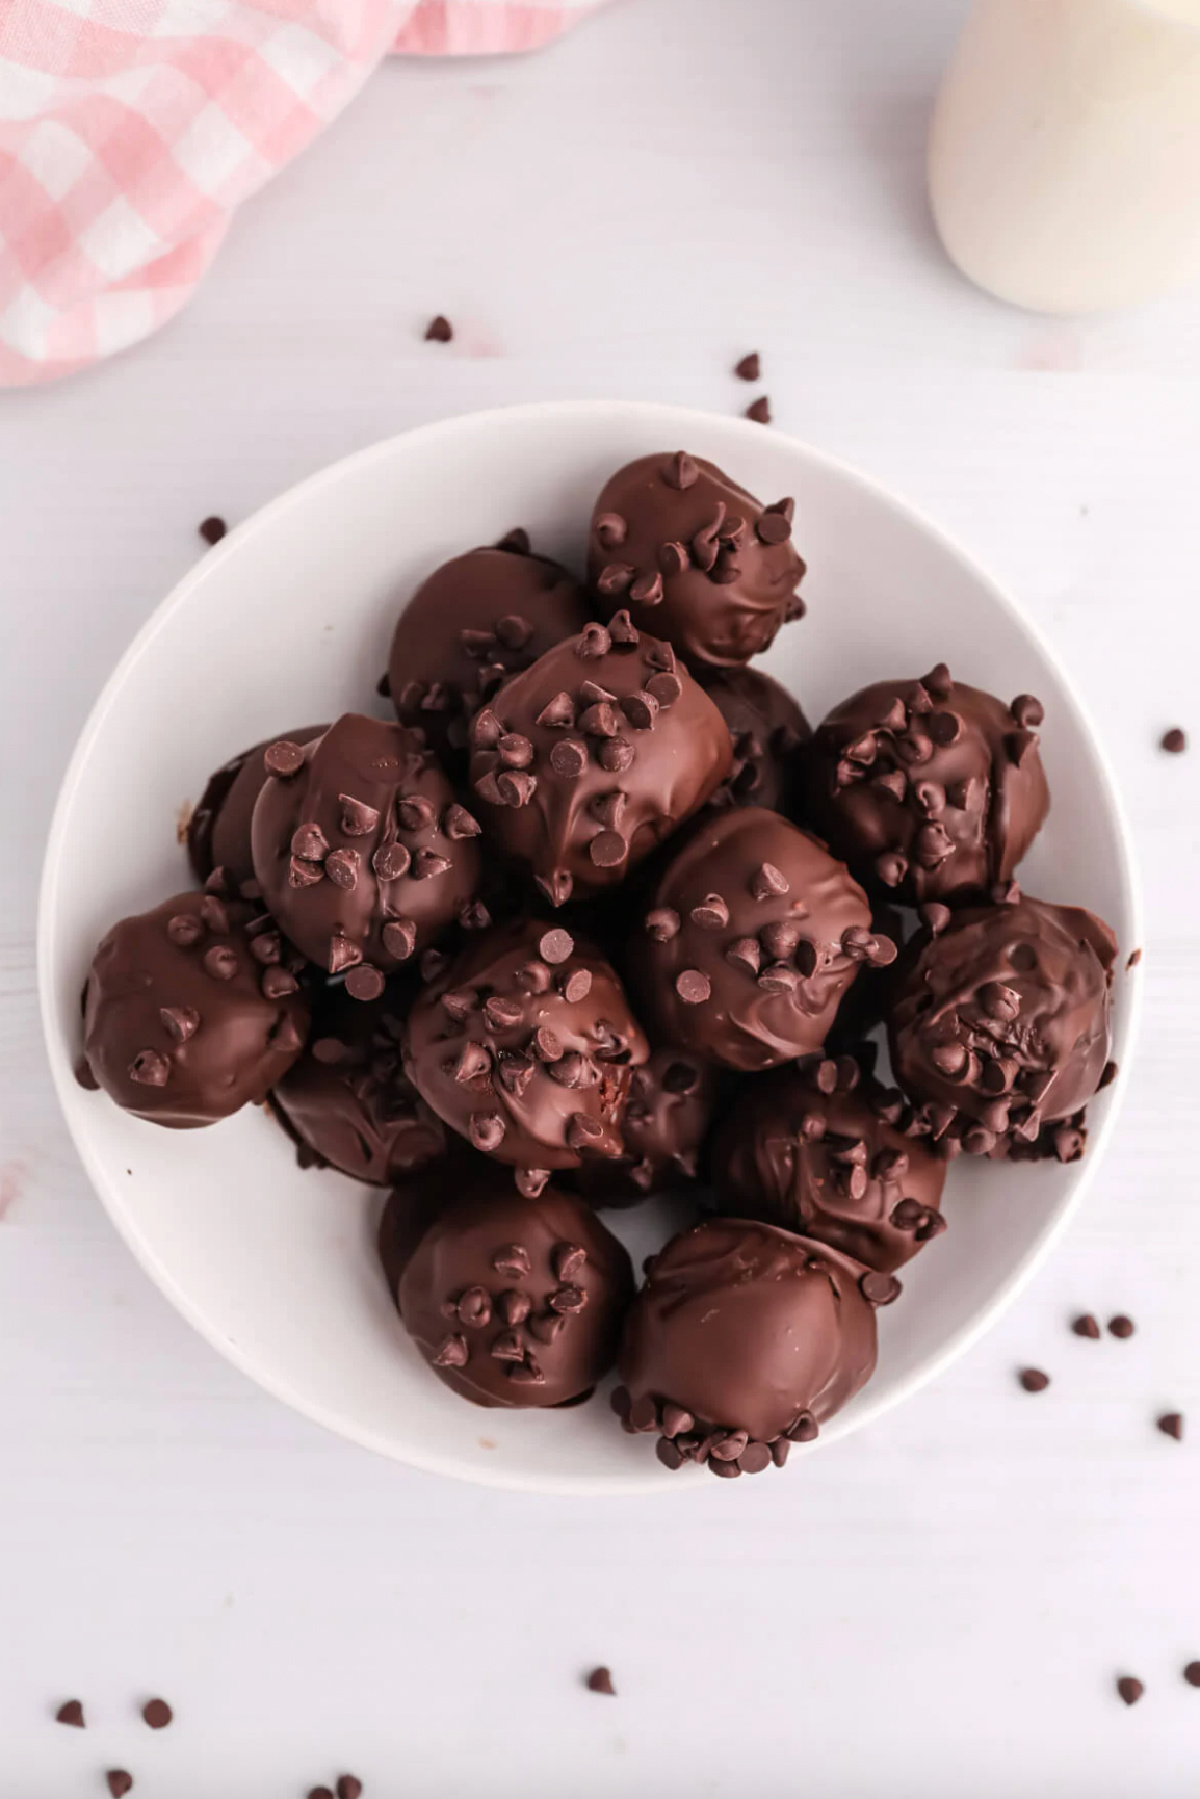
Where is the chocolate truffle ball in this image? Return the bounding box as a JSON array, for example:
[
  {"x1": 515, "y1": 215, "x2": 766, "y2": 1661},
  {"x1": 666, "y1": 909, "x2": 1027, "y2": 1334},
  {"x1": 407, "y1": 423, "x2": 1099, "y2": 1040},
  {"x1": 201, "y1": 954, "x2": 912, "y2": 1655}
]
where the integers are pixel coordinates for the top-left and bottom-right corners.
[
  {"x1": 614, "y1": 1218, "x2": 881, "y2": 1476},
  {"x1": 700, "y1": 666, "x2": 810, "y2": 815},
  {"x1": 804, "y1": 666, "x2": 1050, "y2": 905},
  {"x1": 404, "y1": 918, "x2": 650, "y2": 1183},
  {"x1": 630, "y1": 806, "x2": 894, "y2": 1072},
  {"x1": 395, "y1": 1173, "x2": 634, "y2": 1408},
  {"x1": 467, "y1": 616, "x2": 732, "y2": 907},
  {"x1": 251, "y1": 714, "x2": 481, "y2": 993},
  {"x1": 187, "y1": 725, "x2": 324, "y2": 897},
  {"x1": 888, "y1": 892, "x2": 1117, "y2": 1158},
  {"x1": 586, "y1": 452, "x2": 806, "y2": 668},
  {"x1": 272, "y1": 983, "x2": 445, "y2": 1184},
  {"x1": 81, "y1": 887, "x2": 309, "y2": 1128},
  {"x1": 711, "y1": 1055, "x2": 946, "y2": 1272},
  {"x1": 576, "y1": 1046, "x2": 719, "y2": 1206},
  {"x1": 387, "y1": 535, "x2": 588, "y2": 767}
]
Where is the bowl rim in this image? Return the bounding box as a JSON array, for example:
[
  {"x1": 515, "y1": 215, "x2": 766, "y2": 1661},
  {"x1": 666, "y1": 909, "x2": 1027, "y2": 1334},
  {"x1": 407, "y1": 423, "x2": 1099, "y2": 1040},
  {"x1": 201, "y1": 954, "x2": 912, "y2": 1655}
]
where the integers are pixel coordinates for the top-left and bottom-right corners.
[{"x1": 37, "y1": 398, "x2": 1144, "y2": 1494}]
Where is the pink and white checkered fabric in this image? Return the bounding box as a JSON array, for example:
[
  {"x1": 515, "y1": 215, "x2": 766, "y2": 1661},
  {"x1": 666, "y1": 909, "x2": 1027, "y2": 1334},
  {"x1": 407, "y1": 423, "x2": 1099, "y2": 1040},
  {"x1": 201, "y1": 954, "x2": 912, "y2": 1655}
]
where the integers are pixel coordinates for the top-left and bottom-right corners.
[{"x1": 0, "y1": 0, "x2": 599, "y2": 386}]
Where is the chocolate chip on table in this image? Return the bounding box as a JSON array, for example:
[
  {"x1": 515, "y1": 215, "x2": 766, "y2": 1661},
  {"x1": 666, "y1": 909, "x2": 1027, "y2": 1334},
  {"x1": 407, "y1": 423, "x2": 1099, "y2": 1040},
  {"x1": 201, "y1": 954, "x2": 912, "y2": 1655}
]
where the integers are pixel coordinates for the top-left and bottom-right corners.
[
  {"x1": 198, "y1": 516, "x2": 227, "y2": 545},
  {"x1": 424, "y1": 314, "x2": 453, "y2": 343},
  {"x1": 54, "y1": 1699, "x2": 85, "y2": 1727},
  {"x1": 1157, "y1": 1412, "x2": 1184, "y2": 1441},
  {"x1": 1018, "y1": 1367, "x2": 1050, "y2": 1393},
  {"x1": 745, "y1": 395, "x2": 772, "y2": 425},
  {"x1": 106, "y1": 1774, "x2": 134, "y2": 1797},
  {"x1": 1160, "y1": 727, "x2": 1187, "y2": 753},
  {"x1": 586, "y1": 1666, "x2": 616, "y2": 1696},
  {"x1": 141, "y1": 1697, "x2": 172, "y2": 1729},
  {"x1": 734, "y1": 351, "x2": 761, "y2": 382},
  {"x1": 1107, "y1": 1314, "x2": 1136, "y2": 1339},
  {"x1": 1071, "y1": 1313, "x2": 1101, "y2": 1339},
  {"x1": 308, "y1": 1788, "x2": 334, "y2": 1799},
  {"x1": 1184, "y1": 1662, "x2": 1200, "y2": 1687},
  {"x1": 1116, "y1": 1676, "x2": 1144, "y2": 1706},
  {"x1": 336, "y1": 1778, "x2": 364, "y2": 1799}
]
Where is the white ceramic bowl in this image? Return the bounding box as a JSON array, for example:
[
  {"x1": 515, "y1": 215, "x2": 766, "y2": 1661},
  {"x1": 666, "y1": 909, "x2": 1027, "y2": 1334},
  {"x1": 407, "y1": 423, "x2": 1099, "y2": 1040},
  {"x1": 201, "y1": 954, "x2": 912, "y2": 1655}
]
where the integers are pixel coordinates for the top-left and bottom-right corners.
[{"x1": 39, "y1": 401, "x2": 1142, "y2": 1494}]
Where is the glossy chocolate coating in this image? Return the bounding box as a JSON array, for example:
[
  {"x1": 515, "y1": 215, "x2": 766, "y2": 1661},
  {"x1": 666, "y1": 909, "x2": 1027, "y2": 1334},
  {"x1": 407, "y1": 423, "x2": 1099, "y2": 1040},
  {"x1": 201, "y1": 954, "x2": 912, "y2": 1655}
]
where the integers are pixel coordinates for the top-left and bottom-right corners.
[
  {"x1": 616, "y1": 1218, "x2": 879, "y2": 1473},
  {"x1": 272, "y1": 982, "x2": 445, "y2": 1184},
  {"x1": 387, "y1": 538, "x2": 588, "y2": 767},
  {"x1": 576, "y1": 1045, "x2": 718, "y2": 1206},
  {"x1": 888, "y1": 892, "x2": 1117, "y2": 1158},
  {"x1": 187, "y1": 725, "x2": 324, "y2": 896},
  {"x1": 804, "y1": 667, "x2": 1050, "y2": 905},
  {"x1": 586, "y1": 452, "x2": 806, "y2": 668},
  {"x1": 403, "y1": 918, "x2": 650, "y2": 1176},
  {"x1": 629, "y1": 806, "x2": 893, "y2": 1071},
  {"x1": 251, "y1": 713, "x2": 481, "y2": 988},
  {"x1": 81, "y1": 888, "x2": 309, "y2": 1128},
  {"x1": 700, "y1": 666, "x2": 810, "y2": 816},
  {"x1": 711, "y1": 1055, "x2": 946, "y2": 1272},
  {"x1": 467, "y1": 619, "x2": 732, "y2": 907},
  {"x1": 396, "y1": 1174, "x2": 634, "y2": 1408}
]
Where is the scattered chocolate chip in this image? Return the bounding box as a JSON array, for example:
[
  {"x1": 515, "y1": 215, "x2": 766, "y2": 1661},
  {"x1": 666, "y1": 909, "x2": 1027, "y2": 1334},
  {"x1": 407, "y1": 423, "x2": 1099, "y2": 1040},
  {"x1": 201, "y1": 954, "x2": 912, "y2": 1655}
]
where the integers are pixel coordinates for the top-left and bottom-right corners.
[
  {"x1": 55, "y1": 1700, "x2": 85, "y2": 1728},
  {"x1": 1157, "y1": 1412, "x2": 1184, "y2": 1440},
  {"x1": 1116, "y1": 1676, "x2": 1144, "y2": 1706},
  {"x1": 424, "y1": 314, "x2": 453, "y2": 342},
  {"x1": 745, "y1": 395, "x2": 772, "y2": 425},
  {"x1": 264, "y1": 739, "x2": 305, "y2": 778},
  {"x1": 1108, "y1": 1314, "x2": 1136, "y2": 1339},
  {"x1": 106, "y1": 1775, "x2": 133, "y2": 1798},
  {"x1": 1071, "y1": 1313, "x2": 1101, "y2": 1339},
  {"x1": 1184, "y1": 1661, "x2": 1200, "y2": 1686},
  {"x1": 141, "y1": 1698, "x2": 172, "y2": 1730},
  {"x1": 734, "y1": 351, "x2": 760, "y2": 382},
  {"x1": 336, "y1": 1779, "x2": 363, "y2": 1799},
  {"x1": 198, "y1": 515, "x2": 227, "y2": 545},
  {"x1": 1161, "y1": 728, "x2": 1187, "y2": 754},
  {"x1": 584, "y1": 1665, "x2": 616, "y2": 1696},
  {"x1": 1018, "y1": 1367, "x2": 1050, "y2": 1393}
]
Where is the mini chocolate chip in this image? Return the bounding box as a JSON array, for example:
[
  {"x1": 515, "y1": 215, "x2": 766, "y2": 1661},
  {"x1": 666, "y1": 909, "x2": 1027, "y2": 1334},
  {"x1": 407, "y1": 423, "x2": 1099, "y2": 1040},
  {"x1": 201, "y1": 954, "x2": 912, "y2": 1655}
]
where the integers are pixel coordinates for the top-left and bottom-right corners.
[
  {"x1": 1018, "y1": 1367, "x2": 1050, "y2": 1393},
  {"x1": 308, "y1": 1788, "x2": 334, "y2": 1799},
  {"x1": 202, "y1": 945, "x2": 237, "y2": 981},
  {"x1": 539, "y1": 928, "x2": 574, "y2": 966},
  {"x1": 262, "y1": 965, "x2": 300, "y2": 1000},
  {"x1": 1071, "y1": 1313, "x2": 1101, "y2": 1339},
  {"x1": 142, "y1": 1698, "x2": 172, "y2": 1730},
  {"x1": 382, "y1": 918, "x2": 417, "y2": 961},
  {"x1": 550, "y1": 737, "x2": 588, "y2": 779},
  {"x1": 336, "y1": 1779, "x2": 363, "y2": 1799},
  {"x1": 726, "y1": 936, "x2": 761, "y2": 975},
  {"x1": 289, "y1": 856, "x2": 324, "y2": 889},
  {"x1": 587, "y1": 1666, "x2": 616, "y2": 1695},
  {"x1": 740, "y1": 1441, "x2": 772, "y2": 1475},
  {"x1": 755, "y1": 510, "x2": 791, "y2": 545},
  {"x1": 166, "y1": 912, "x2": 204, "y2": 946},
  {"x1": 1108, "y1": 1314, "x2": 1136, "y2": 1339},
  {"x1": 598, "y1": 736, "x2": 635, "y2": 773},
  {"x1": 514, "y1": 1168, "x2": 550, "y2": 1199},
  {"x1": 517, "y1": 960, "x2": 552, "y2": 993},
  {"x1": 860, "y1": 1271, "x2": 901, "y2": 1306},
  {"x1": 645, "y1": 907, "x2": 680, "y2": 942},
  {"x1": 658, "y1": 540, "x2": 689, "y2": 576},
  {"x1": 373, "y1": 842, "x2": 411, "y2": 882},
  {"x1": 566, "y1": 1114, "x2": 604, "y2": 1152},
  {"x1": 493, "y1": 1244, "x2": 531, "y2": 1278},
  {"x1": 746, "y1": 395, "x2": 771, "y2": 424},
  {"x1": 663, "y1": 451, "x2": 699, "y2": 491},
  {"x1": 1161, "y1": 728, "x2": 1187, "y2": 753},
  {"x1": 199, "y1": 515, "x2": 227, "y2": 545},
  {"x1": 595, "y1": 512, "x2": 627, "y2": 548},
  {"x1": 328, "y1": 936, "x2": 362, "y2": 976},
  {"x1": 675, "y1": 969, "x2": 711, "y2": 1004},
  {"x1": 734, "y1": 351, "x2": 760, "y2": 382},
  {"x1": 433, "y1": 1333, "x2": 468, "y2": 1368},
  {"x1": 1116, "y1": 1676, "x2": 1144, "y2": 1706},
  {"x1": 1158, "y1": 1412, "x2": 1184, "y2": 1441},
  {"x1": 1184, "y1": 1661, "x2": 1200, "y2": 1686},
  {"x1": 590, "y1": 830, "x2": 626, "y2": 867},
  {"x1": 424, "y1": 314, "x2": 452, "y2": 342},
  {"x1": 264, "y1": 739, "x2": 305, "y2": 778},
  {"x1": 630, "y1": 570, "x2": 663, "y2": 606},
  {"x1": 563, "y1": 968, "x2": 592, "y2": 1003},
  {"x1": 690, "y1": 894, "x2": 729, "y2": 930},
  {"x1": 325, "y1": 848, "x2": 360, "y2": 891},
  {"x1": 55, "y1": 1700, "x2": 85, "y2": 1728},
  {"x1": 578, "y1": 622, "x2": 612, "y2": 658},
  {"x1": 597, "y1": 563, "x2": 634, "y2": 596},
  {"x1": 646, "y1": 671, "x2": 682, "y2": 709},
  {"x1": 344, "y1": 964, "x2": 384, "y2": 1002},
  {"x1": 443, "y1": 804, "x2": 480, "y2": 841},
  {"x1": 750, "y1": 861, "x2": 789, "y2": 901},
  {"x1": 106, "y1": 1776, "x2": 133, "y2": 1798}
]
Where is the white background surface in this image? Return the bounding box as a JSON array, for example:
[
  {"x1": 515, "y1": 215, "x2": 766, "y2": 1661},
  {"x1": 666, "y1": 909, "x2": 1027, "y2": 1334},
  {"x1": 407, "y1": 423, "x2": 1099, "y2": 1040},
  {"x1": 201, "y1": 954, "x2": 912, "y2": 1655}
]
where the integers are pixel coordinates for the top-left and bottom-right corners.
[{"x1": 2, "y1": 0, "x2": 1199, "y2": 1792}]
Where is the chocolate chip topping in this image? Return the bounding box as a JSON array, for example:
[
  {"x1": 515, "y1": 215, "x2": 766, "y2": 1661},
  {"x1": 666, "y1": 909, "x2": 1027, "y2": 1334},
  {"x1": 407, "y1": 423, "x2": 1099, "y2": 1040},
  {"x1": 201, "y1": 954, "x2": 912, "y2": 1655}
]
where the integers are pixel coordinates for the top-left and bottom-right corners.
[
  {"x1": 468, "y1": 624, "x2": 731, "y2": 903},
  {"x1": 889, "y1": 894, "x2": 1116, "y2": 1160},
  {"x1": 586, "y1": 452, "x2": 804, "y2": 669},
  {"x1": 81, "y1": 890, "x2": 309, "y2": 1128},
  {"x1": 404, "y1": 918, "x2": 648, "y2": 1173},
  {"x1": 394, "y1": 1170, "x2": 633, "y2": 1409},
  {"x1": 632, "y1": 807, "x2": 884, "y2": 1072},
  {"x1": 252, "y1": 714, "x2": 479, "y2": 984},
  {"x1": 805, "y1": 672, "x2": 1050, "y2": 906}
]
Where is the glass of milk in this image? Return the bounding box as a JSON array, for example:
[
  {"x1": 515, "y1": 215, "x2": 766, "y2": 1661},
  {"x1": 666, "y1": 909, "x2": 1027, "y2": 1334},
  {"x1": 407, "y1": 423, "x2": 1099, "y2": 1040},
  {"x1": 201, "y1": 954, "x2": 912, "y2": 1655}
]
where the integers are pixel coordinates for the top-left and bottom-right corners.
[{"x1": 928, "y1": 0, "x2": 1200, "y2": 313}]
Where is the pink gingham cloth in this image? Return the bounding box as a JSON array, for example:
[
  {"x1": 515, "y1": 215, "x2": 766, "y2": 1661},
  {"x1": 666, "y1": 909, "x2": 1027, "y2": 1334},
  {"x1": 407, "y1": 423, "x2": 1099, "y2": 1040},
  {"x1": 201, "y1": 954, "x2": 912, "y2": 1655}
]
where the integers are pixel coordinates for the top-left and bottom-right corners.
[{"x1": 0, "y1": 0, "x2": 600, "y2": 387}]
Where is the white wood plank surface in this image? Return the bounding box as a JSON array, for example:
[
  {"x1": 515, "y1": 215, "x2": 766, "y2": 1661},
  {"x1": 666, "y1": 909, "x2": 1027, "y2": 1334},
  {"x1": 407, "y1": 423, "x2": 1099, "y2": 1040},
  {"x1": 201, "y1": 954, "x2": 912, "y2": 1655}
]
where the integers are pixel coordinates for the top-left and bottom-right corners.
[{"x1": 3, "y1": 1, "x2": 1199, "y2": 1791}]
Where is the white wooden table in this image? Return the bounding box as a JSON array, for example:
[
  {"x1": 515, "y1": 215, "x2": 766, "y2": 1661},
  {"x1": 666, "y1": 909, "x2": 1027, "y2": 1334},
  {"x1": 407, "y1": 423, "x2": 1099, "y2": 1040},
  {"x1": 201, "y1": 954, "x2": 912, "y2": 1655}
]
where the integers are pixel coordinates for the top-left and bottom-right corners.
[{"x1": 3, "y1": 1, "x2": 1200, "y2": 1791}]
